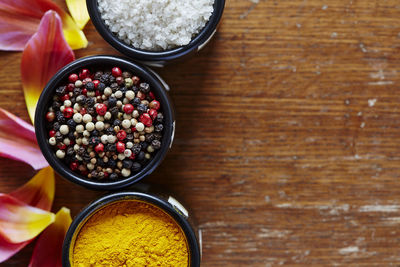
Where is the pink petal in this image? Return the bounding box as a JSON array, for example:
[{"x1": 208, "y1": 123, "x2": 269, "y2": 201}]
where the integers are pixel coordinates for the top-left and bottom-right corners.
[
  {"x1": 0, "y1": 235, "x2": 29, "y2": 263},
  {"x1": 0, "y1": 108, "x2": 48, "y2": 170},
  {"x1": 0, "y1": 0, "x2": 87, "y2": 51},
  {"x1": 21, "y1": 10, "x2": 75, "y2": 123}
]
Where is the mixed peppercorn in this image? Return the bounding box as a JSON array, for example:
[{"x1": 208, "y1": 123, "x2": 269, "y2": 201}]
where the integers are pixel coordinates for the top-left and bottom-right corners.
[{"x1": 45, "y1": 67, "x2": 164, "y2": 180}]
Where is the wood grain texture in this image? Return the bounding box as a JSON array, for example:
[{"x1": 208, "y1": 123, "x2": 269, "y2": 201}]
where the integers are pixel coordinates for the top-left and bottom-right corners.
[{"x1": 1, "y1": 0, "x2": 400, "y2": 266}]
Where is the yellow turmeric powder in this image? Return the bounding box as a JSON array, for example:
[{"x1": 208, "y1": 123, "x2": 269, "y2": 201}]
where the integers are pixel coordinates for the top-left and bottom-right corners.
[{"x1": 72, "y1": 200, "x2": 189, "y2": 267}]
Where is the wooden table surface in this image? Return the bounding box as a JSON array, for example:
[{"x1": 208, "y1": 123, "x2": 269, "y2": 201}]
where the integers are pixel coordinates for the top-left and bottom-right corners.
[{"x1": 2, "y1": 0, "x2": 400, "y2": 266}]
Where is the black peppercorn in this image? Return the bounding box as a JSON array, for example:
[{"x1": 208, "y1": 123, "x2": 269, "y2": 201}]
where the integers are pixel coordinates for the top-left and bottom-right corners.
[
  {"x1": 55, "y1": 132, "x2": 63, "y2": 142},
  {"x1": 67, "y1": 147, "x2": 75, "y2": 156},
  {"x1": 122, "y1": 159, "x2": 133, "y2": 169},
  {"x1": 67, "y1": 119, "x2": 76, "y2": 129},
  {"x1": 100, "y1": 74, "x2": 110, "y2": 84},
  {"x1": 68, "y1": 132, "x2": 74, "y2": 140},
  {"x1": 108, "y1": 159, "x2": 117, "y2": 168},
  {"x1": 97, "y1": 158, "x2": 106, "y2": 167},
  {"x1": 52, "y1": 101, "x2": 61, "y2": 110},
  {"x1": 89, "y1": 136, "x2": 100, "y2": 146},
  {"x1": 110, "y1": 82, "x2": 118, "y2": 92},
  {"x1": 139, "y1": 83, "x2": 150, "y2": 93},
  {"x1": 132, "y1": 144, "x2": 141, "y2": 154},
  {"x1": 152, "y1": 140, "x2": 161, "y2": 150},
  {"x1": 56, "y1": 112, "x2": 66, "y2": 124},
  {"x1": 87, "y1": 107, "x2": 95, "y2": 116},
  {"x1": 145, "y1": 133, "x2": 155, "y2": 142},
  {"x1": 120, "y1": 87, "x2": 127, "y2": 94},
  {"x1": 137, "y1": 151, "x2": 145, "y2": 161},
  {"x1": 141, "y1": 142, "x2": 149, "y2": 150},
  {"x1": 109, "y1": 173, "x2": 118, "y2": 180},
  {"x1": 73, "y1": 88, "x2": 81, "y2": 96},
  {"x1": 53, "y1": 122, "x2": 60, "y2": 131},
  {"x1": 108, "y1": 97, "x2": 117, "y2": 107},
  {"x1": 94, "y1": 71, "x2": 103, "y2": 80},
  {"x1": 86, "y1": 82, "x2": 95, "y2": 91},
  {"x1": 156, "y1": 113, "x2": 164, "y2": 123},
  {"x1": 55, "y1": 86, "x2": 66, "y2": 96},
  {"x1": 126, "y1": 133, "x2": 134, "y2": 141},
  {"x1": 131, "y1": 162, "x2": 142, "y2": 172},
  {"x1": 91, "y1": 130, "x2": 99, "y2": 136},
  {"x1": 110, "y1": 107, "x2": 119, "y2": 117},
  {"x1": 154, "y1": 124, "x2": 163, "y2": 132},
  {"x1": 153, "y1": 133, "x2": 162, "y2": 140},
  {"x1": 77, "y1": 147, "x2": 85, "y2": 156},
  {"x1": 85, "y1": 97, "x2": 95, "y2": 107},
  {"x1": 97, "y1": 82, "x2": 106, "y2": 92},
  {"x1": 106, "y1": 127, "x2": 114, "y2": 134},
  {"x1": 137, "y1": 104, "x2": 148, "y2": 114},
  {"x1": 132, "y1": 97, "x2": 141, "y2": 107},
  {"x1": 82, "y1": 153, "x2": 91, "y2": 163},
  {"x1": 105, "y1": 143, "x2": 116, "y2": 152}
]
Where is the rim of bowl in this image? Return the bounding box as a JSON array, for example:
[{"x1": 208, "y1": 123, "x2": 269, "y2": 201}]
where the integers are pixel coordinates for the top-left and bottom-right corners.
[
  {"x1": 62, "y1": 192, "x2": 201, "y2": 267},
  {"x1": 86, "y1": 0, "x2": 226, "y2": 62},
  {"x1": 35, "y1": 55, "x2": 175, "y2": 190}
]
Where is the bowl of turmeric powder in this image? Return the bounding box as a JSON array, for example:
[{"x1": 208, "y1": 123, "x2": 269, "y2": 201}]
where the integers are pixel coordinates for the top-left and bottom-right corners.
[{"x1": 62, "y1": 191, "x2": 201, "y2": 266}]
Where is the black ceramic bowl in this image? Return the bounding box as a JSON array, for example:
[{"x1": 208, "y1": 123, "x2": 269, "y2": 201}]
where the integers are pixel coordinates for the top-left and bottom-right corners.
[
  {"x1": 35, "y1": 55, "x2": 175, "y2": 190},
  {"x1": 86, "y1": 0, "x2": 225, "y2": 67},
  {"x1": 62, "y1": 191, "x2": 201, "y2": 266}
]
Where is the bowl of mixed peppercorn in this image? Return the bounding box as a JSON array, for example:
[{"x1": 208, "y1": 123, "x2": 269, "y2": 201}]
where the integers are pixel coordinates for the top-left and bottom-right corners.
[{"x1": 35, "y1": 55, "x2": 175, "y2": 190}]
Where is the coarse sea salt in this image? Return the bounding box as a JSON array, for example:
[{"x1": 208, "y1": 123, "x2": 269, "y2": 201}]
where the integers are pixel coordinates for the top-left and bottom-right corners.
[{"x1": 98, "y1": 0, "x2": 215, "y2": 51}]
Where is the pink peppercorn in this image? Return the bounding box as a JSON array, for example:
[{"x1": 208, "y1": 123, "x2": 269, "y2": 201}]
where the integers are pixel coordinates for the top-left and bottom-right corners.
[
  {"x1": 58, "y1": 143, "x2": 66, "y2": 150},
  {"x1": 112, "y1": 67, "x2": 122, "y2": 77},
  {"x1": 79, "y1": 69, "x2": 90, "y2": 80},
  {"x1": 80, "y1": 108, "x2": 87, "y2": 115},
  {"x1": 150, "y1": 100, "x2": 160, "y2": 110},
  {"x1": 70, "y1": 162, "x2": 79, "y2": 171},
  {"x1": 123, "y1": 104, "x2": 134, "y2": 114},
  {"x1": 61, "y1": 94, "x2": 70, "y2": 101},
  {"x1": 117, "y1": 130, "x2": 127, "y2": 140},
  {"x1": 49, "y1": 130, "x2": 56, "y2": 137},
  {"x1": 68, "y1": 73, "x2": 78, "y2": 83},
  {"x1": 96, "y1": 103, "x2": 107, "y2": 116},
  {"x1": 140, "y1": 113, "x2": 153, "y2": 127},
  {"x1": 95, "y1": 143, "x2": 104, "y2": 153},
  {"x1": 116, "y1": 142, "x2": 125, "y2": 153},
  {"x1": 149, "y1": 92, "x2": 155, "y2": 100},
  {"x1": 82, "y1": 88, "x2": 87, "y2": 96},
  {"x1": 93, "y1": 80, "x2": 100, "y2": 88},
  {"x1": 63, "y1": 107, "x2": 74, "y2": 118},
  {"x1": 148, "y1": 109, "x2": 158, "y2": 120},
  {"x1": 46, "y1": 111, "x2": 55, "y2": 122},
  {"x1": 67, "y1": 83, "x2": 75, "y2": 92}
]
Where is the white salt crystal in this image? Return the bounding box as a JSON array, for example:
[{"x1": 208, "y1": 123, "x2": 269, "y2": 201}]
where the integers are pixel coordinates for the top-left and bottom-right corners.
[{"x1": 97, "y1": 0, "x2": 215, "y2": 51}]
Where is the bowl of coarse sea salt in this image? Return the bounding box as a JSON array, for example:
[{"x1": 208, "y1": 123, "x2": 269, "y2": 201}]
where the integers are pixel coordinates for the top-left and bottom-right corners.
[{"x1": 87, "y1": 0, "x2": 225, "y2": 67}]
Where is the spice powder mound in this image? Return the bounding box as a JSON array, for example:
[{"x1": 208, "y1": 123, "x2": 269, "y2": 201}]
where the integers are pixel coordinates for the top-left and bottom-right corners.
[{"x1": 72, "y1": 200, "x2": 189, "y2": 266}]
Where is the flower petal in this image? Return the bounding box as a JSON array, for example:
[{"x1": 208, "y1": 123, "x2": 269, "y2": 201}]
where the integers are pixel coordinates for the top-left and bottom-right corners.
[
  {"x1": 0, "y1": 0, "x2": 88, "y2": 51},
  {"x1": 66, "y1": 0, "x2": 90, "y2": 30},
  {"x1": 29, "y1": 208, "x2": 72, "y2": 267},
  {"x1": 9, "y1": 167, "x2": 55, "y2": 211},
  {"x1": 0, "y1": 108, "x2": 48, "y2": 170},
  {"x1": 0, "y1": 194, "x2": 55, "y2": 243},
  {"x1": 21, "y1": 10, "x2": 75, "y2": 123},
  {"x1": 0, "y1": 235, "x2": 29, "y2": 263}
]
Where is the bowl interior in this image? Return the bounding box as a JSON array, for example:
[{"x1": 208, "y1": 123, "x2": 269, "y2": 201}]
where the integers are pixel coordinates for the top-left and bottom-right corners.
[
  {"x1": 35, "y1": 56, "x2": 174, "y2": 190},
  {"x1": 86, "y1": 0, "x2": 225, "y2": 60}
]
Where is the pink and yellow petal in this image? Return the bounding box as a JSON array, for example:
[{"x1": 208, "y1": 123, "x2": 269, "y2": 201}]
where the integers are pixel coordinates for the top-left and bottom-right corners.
[
  {"x1": 21, "y1": 10, "x2": 75, "y2": 123},
  {"x1": 10, "y1": 167, "x2": 55, "y2": 211},
  {"x1": 29, "y1": 208, "x2": 72, "y2": 267},
  {"x1": 0, "y1": 194, "x2": 55, "y2": 243},
  {"x1": 66, "y1": 0, "x2": 90, "y2": 30},
  {"x1": 0, "y1": 108, "x2": 48, "y2": 170}
]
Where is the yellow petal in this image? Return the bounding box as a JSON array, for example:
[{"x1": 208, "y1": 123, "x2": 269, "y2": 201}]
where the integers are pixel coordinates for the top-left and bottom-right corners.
[
  {"x1": 0, "y1": 194, "x2": 55, "y2": 243},
  {"x1": 10, "y1": 167, "x2": 55, "y2": 211},
  {"x1": 29, "y1": 208, "x2": 72, "y2": 267},
  {"x1": 66, "y1": 0, "x2": 90, "y2": 30}
]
